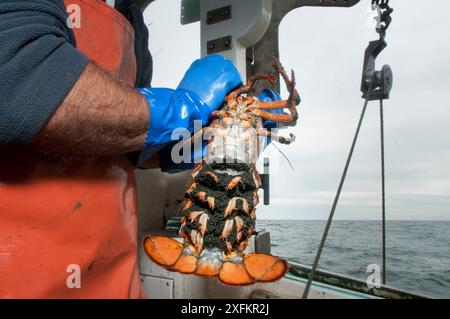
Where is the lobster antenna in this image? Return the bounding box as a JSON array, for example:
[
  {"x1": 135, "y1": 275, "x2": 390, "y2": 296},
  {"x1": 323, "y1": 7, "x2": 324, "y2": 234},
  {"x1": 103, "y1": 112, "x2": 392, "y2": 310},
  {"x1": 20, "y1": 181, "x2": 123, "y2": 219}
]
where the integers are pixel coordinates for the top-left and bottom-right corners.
[{"x1": 269, "y1": 142, "x2": 294, "y2": 171}]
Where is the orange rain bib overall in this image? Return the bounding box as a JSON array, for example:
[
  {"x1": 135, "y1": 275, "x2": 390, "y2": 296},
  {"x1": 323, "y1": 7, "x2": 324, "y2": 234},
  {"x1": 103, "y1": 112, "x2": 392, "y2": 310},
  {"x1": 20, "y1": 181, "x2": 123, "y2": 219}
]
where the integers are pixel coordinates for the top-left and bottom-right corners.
[{"x1": 0, "y1": 0, "x2": 143, "y2": 298}]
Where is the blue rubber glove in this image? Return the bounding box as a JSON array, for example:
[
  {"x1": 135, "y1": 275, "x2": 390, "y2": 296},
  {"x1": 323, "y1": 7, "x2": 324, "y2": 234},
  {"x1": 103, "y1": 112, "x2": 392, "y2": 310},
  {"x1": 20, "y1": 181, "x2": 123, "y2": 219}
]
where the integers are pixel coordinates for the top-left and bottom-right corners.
[
  {"x1": 136, "y1": 55, "x2": 242, "y2": 167},
  {"x1": 177, "y1": 55, "x2": 242, "y2": 111}
]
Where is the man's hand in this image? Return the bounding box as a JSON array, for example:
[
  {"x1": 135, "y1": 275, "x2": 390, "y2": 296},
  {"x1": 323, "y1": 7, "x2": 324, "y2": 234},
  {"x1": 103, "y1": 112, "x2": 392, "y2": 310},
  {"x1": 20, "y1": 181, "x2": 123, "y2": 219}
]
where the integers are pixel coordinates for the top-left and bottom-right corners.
[
  {"x1": 177, "y1": 55, "x2": 242, "y2": 112},
  {"x1": 136, "y1": 55, "x2": 241, "y2": 165},
  {"x1": 33, "y1": 62, "x2": 150, "y2": 155}
]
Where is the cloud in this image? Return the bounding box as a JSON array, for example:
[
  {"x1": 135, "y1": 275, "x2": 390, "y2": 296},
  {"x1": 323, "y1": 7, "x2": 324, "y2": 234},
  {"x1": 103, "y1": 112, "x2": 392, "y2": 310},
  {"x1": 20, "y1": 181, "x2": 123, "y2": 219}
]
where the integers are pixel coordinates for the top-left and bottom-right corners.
[
  {"x1": 259, "y1": 1, "x2": 450, "y2": 220},
  {"x1": 145, "y1": 0, "x2": 450, "y2": 220}
]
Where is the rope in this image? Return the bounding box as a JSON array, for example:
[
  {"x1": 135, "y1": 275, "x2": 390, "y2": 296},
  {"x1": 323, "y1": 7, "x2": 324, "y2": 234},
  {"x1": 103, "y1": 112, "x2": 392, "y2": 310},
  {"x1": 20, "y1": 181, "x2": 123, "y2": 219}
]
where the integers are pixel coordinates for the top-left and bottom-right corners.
[
  {"x1": 380, "y1": 99, "x2": 386, "y2": 285},
  {"x1": 302, "y1": 83, "x2": 373, "y2": 299},
  {"x1": 373, "y1": 0, "x2": 392, "y2": 286},
  {"x1": 300, "y1": 0, "x2": 393, "y2": 298}
]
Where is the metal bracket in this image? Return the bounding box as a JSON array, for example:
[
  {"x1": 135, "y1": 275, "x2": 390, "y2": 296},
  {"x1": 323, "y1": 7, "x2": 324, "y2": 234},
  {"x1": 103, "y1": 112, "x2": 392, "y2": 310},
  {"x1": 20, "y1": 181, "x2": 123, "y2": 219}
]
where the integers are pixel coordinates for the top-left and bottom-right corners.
[
  {"x1": 247, "y1": 0, "x2": 360, "y2": 94},
  {"x1": 165, "y1": 216, "x2": 182, "y2": 233},
  {"x1": 259, "y1": 158, "x2": 270, "y2": 205},
  {"x1": 360, "y1": 1, "x2": 394, "y2": 101},
  {"x1": 207, "y1": 36, "x2": 232, "y2": 54},
  {"x1": 254, "y1": 229, "x2": 271, "y2": 254},
  {"x1": 206, "y1": 5, "x2": 232, "y2": 25},
  {"x1": 360, "y1": 39, "x2": 393, "y2": 101}
]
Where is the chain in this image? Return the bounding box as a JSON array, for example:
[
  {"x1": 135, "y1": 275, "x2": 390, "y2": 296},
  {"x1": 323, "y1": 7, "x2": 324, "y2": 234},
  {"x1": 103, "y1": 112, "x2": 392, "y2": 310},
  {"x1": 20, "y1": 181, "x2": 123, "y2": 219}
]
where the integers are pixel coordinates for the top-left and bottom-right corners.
[{"x1": 372, "y1": 0, "x2": 393, "y2": 38}]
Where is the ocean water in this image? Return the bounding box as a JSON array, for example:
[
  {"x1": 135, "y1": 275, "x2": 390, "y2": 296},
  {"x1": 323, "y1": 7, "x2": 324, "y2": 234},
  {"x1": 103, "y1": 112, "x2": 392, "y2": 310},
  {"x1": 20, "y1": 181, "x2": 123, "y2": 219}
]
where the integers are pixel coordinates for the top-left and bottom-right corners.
[{"x1": 256, "y1": 220, "x2": 450, "y2": 298}]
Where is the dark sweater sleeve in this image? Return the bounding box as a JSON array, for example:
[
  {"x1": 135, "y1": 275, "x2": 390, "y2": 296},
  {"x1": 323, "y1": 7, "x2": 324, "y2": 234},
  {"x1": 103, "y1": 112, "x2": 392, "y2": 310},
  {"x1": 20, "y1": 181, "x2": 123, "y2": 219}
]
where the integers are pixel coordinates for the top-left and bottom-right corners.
[
  {"x1": 0, "y1": 0, "x2": 88, "y2": 144},
  {"x1": 116, "y1": 0, "x2": 154, "y2": 167},
  {"x1": 115, "y1": 0, "x2": 153, "y2": 87}
]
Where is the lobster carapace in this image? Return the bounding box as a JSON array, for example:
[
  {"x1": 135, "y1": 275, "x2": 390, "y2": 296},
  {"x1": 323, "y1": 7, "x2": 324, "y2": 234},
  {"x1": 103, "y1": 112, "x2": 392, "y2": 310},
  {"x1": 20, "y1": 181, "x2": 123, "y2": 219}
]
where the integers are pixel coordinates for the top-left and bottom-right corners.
[{"x1": 143, "y1": 57, "x2": 300, "y2": 285}]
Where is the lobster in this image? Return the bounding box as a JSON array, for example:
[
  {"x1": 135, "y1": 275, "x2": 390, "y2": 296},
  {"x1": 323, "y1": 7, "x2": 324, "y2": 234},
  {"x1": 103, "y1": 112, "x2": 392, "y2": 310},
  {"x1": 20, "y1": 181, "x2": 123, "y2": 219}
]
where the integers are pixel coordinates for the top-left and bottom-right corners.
[{"x1": 143, "y1": 57, "x2": 300, "y2": 286}]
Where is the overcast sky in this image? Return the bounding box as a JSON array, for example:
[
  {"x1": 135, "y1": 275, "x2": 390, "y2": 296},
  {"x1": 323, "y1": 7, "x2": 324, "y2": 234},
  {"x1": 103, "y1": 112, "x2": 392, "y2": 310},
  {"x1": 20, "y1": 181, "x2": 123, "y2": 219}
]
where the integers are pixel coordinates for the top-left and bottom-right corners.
[{"x1": 144, "y1": 0, "x2": 450, "y2": 220}]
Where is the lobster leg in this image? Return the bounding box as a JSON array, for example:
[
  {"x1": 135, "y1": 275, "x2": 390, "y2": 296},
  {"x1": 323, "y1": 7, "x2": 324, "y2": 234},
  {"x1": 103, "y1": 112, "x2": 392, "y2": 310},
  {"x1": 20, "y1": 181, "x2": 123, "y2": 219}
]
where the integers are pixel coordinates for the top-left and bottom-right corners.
[
  {"x1": 210, "y1": 110, "x2": 226, "y2": 120},
  {"x1": 254, "y1": 109, "x2": 297, "y2": 124},
  {"x1": 258, "y1": 129, "x2": 296, "y2": 145},
  {"x1": 271, "y1": 56, "x2": 299, "y2": 123},
  {"x1": 179, "y1": 126, "x2": 213, "y2": 150},
  {"x1": 179, "y1": 118, "x2": 226, "y2": 150},
  {"x1": 239, "y1": 74, "x2": 276, "y2": 94},
  {"x1": 227, "y1": 74, "x2": 276, "y2": 108},
  {"x1": 272, "y1": 56, "x2": 300, "y2": 103},
  {"x1": 254, "y1": 100, "x2": 289, "y2": 110},
  {"x1": 247, "y1": 58, "x2": 300, "y2": 125}
]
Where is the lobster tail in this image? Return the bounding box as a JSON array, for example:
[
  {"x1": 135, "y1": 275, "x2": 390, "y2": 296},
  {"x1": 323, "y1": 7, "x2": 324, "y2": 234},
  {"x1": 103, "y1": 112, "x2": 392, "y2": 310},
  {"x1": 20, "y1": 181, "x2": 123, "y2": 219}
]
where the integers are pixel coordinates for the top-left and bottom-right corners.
[
  {"x1": 181, "y1": 161, "x2": 258, "y2": 254},
  {"x1": 143, "y1": 236, "x2": 197, "y2": 274},
  {"x1": 243, "y1": 254, "x2": 288, "y2": 283},
  {"x1": 218, "y1": 253, "x2": 288, "y2": 286},
  {"x1": 143, "y1": 235, "x2": 288, "y2": 285},
  {"x1": 143, "y1": 236, "x2": 184, "y2": 268},
  {"x1": 143, "y1": 160, "x2": 289, "y2": 285}
]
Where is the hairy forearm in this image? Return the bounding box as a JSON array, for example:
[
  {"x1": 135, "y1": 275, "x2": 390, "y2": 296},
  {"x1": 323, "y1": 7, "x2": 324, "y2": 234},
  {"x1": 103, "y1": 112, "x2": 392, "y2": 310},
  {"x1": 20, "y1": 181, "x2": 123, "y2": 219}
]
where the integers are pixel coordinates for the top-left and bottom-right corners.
[{"x1": 32, "y1": 62, "x2": 149, "y2": 155}]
